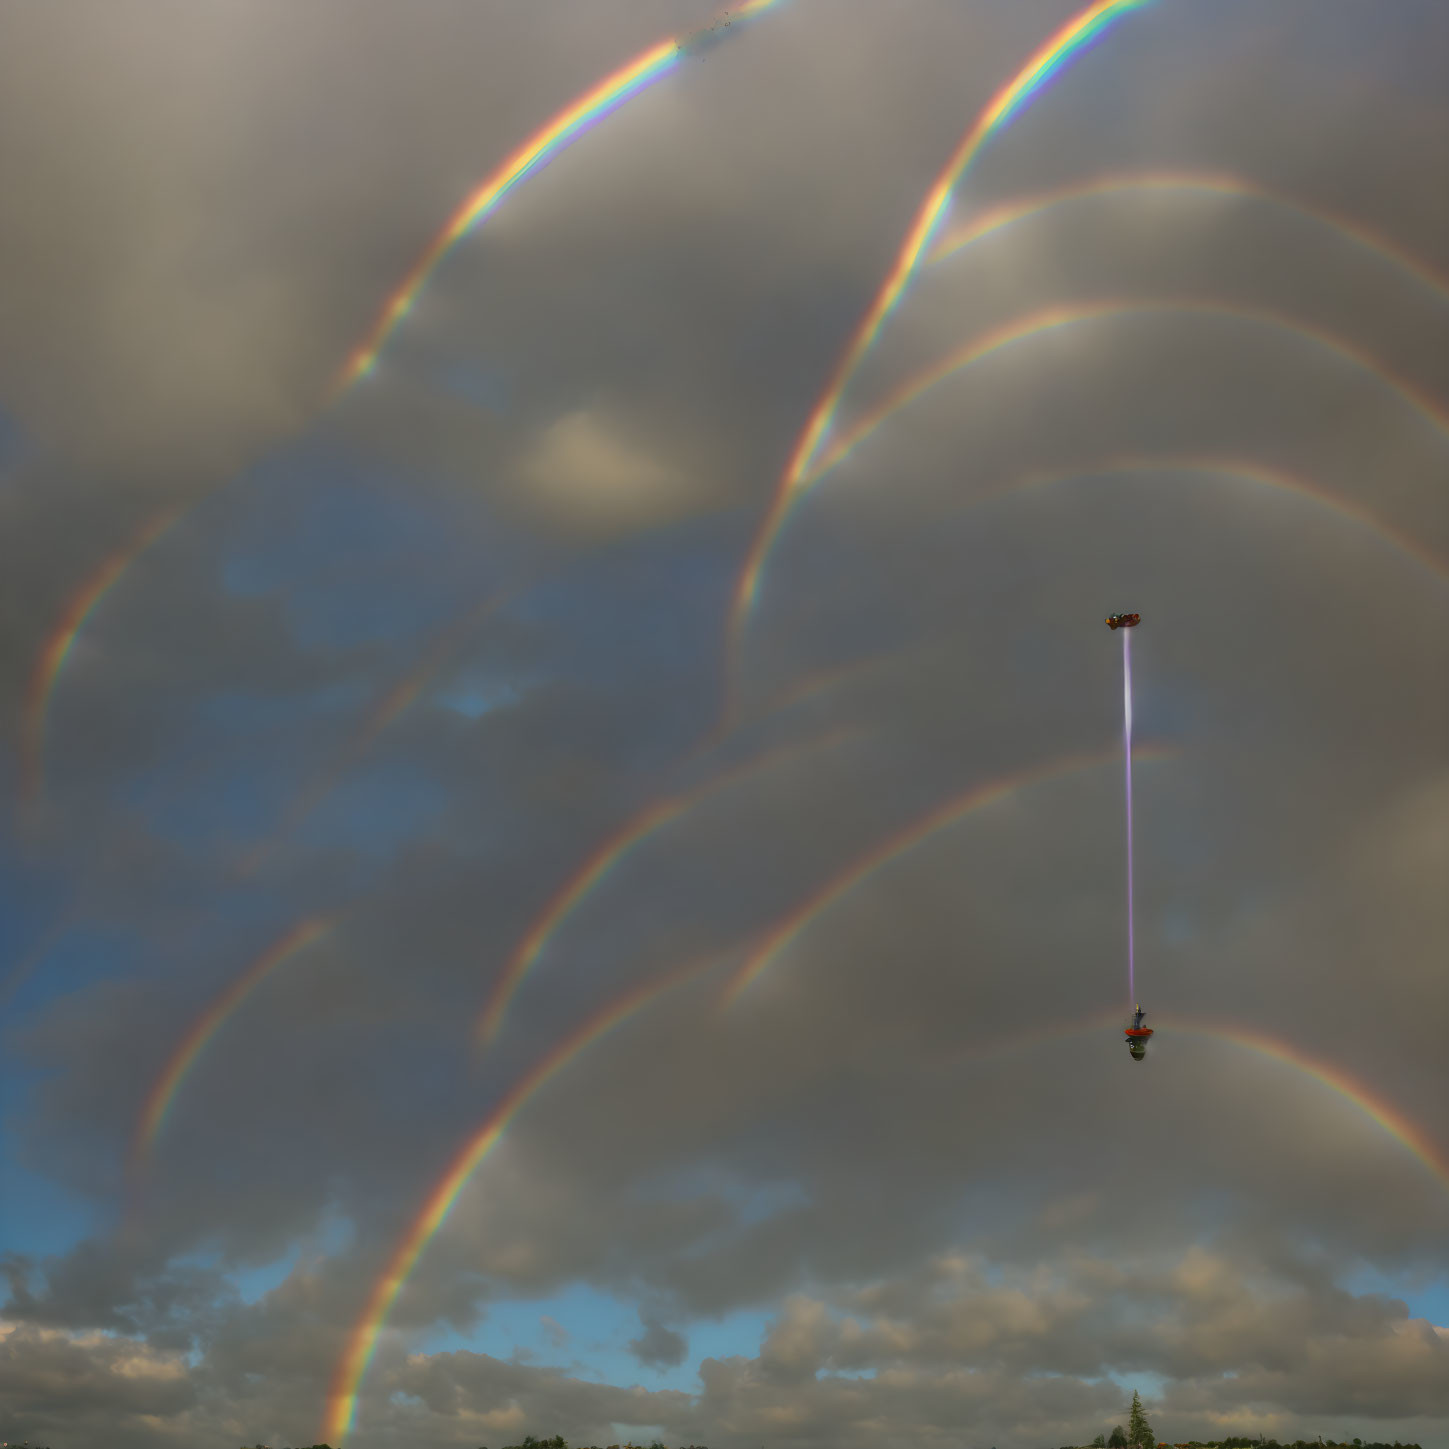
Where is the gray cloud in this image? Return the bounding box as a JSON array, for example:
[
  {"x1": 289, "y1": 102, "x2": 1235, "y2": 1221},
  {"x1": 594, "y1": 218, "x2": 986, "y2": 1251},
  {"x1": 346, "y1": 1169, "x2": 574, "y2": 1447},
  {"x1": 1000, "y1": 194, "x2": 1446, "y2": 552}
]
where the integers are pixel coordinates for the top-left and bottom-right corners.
[
  {"x1": 6, "y1": 1253, "x2": 1447, "y2": 1449},
  {"x1": 631, "y1": 1312, "x2": 690, "y2": 1369}
]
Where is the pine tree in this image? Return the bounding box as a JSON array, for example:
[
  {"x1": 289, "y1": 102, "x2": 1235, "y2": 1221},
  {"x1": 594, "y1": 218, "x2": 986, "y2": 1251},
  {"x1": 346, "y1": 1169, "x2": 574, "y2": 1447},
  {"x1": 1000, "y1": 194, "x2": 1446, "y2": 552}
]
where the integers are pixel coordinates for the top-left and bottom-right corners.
[
  {"x1": 1110, "y1": 1427, "x2": 1129, "y2": 1448},
  {"x1": 1128, "y1": 1390, "x2": 1156, "y2": 1449}
]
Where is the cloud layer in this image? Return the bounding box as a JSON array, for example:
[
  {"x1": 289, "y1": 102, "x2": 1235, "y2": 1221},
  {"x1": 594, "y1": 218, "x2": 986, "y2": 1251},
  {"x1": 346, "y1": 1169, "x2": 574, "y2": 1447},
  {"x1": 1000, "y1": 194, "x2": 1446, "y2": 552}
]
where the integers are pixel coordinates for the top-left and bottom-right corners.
[{"x1": 1, "y1": 2, "x2": 1445, "y2": 1447}]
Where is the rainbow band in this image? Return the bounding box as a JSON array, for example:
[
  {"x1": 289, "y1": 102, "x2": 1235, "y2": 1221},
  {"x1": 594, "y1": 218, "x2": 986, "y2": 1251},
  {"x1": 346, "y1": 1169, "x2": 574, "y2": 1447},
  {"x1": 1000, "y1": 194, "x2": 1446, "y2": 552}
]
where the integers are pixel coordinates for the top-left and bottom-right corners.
[
  {"x1": 476, "y1": 727, "x2": 863, "y2": 1046},
  {"x1": 237, "y1": 592, "x2": 505, "y2": 880},
  {"x1": 722, "y1": 743, "x2": 1176, "y2": 1005},
  {"x1": 133, "y1": 918, "x2": 334, "y2": 1161},
  {"x1": 328, "y1": 40, "x2": 677, "y2": 397},
  {"x1": 476, "y1": 797, "x2": 687, "y2": 1045},
  {"x1": 729, "y1": 0, "x2": 1154, "y2": 646},
  {"x1": 952, "y1": 1009, "x2": 1449, "y2": 1192},
  {"x1": 804, "y1": 299, "x2": 1449, "y2": 486},
  {"x1": 1170, "y1": 1019, "x2": 1449, "y2": 1190},
  {"x1": 964, "y1": 456, "x2": 1447, "y2": 582},
  {"x1": 0, "y1": 916, "x2": 75, "y2": 1012},
  {"x1": 323, "y1": 953, "x2": 723, "y2": 1445},
  {"x1": 329, "y1": 0, "x2": 787, "y2": 400},
  {"x1": 20, "y1": 506, "x2": 184, "y2": 805},
  {"x1": 929, "y1": 170, "x2": 1449, "y2": 303}
]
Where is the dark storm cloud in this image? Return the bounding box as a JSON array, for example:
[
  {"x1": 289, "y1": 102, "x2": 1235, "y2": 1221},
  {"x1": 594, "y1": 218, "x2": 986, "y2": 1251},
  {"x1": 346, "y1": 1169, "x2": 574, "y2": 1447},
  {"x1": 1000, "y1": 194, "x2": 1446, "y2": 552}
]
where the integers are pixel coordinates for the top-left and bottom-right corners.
[{"x1": 2, "y1": 2, "x2": 1446, "y2": 1448}]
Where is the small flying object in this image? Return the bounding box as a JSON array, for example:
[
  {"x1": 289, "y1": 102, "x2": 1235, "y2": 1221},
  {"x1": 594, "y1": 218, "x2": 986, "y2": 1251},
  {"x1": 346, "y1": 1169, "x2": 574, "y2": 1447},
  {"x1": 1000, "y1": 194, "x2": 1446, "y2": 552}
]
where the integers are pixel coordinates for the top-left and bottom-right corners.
[
  {"x1": 1105, "y1": 612, "x2": 1141, "y2": 630},
  {"x1": 1124, "y1": 1004, "x2": 1153, "y2": 1061}
]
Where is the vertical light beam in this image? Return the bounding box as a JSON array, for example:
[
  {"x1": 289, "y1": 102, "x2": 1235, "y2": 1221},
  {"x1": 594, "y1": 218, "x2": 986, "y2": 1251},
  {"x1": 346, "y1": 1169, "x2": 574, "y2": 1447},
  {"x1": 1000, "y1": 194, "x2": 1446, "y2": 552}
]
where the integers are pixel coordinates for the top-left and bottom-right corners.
[{"x1": 1122, "y1": 626, "x2": 1135, "y2": 1004}]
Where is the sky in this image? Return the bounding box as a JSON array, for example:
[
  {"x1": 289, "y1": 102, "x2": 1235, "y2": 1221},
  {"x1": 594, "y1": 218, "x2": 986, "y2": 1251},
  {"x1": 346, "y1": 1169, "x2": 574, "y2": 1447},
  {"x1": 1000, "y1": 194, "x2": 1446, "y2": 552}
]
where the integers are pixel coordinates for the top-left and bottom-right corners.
[{"x1": 0, "y1": 1, "x2": 1446, "y2": 1447}]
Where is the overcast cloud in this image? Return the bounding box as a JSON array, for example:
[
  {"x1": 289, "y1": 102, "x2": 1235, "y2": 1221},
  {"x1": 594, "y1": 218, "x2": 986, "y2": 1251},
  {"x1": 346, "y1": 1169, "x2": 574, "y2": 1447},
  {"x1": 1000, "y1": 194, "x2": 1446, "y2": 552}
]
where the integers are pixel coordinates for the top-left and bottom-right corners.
[{"x1": 1, "y1": 2, "x2": 1446, "y2": 1447}]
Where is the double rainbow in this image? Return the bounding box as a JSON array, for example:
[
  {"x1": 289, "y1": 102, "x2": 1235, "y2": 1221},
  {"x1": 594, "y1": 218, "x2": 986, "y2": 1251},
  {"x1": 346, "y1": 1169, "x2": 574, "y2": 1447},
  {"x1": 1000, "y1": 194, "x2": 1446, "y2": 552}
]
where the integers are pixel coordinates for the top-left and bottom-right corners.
[
  {"x1": 722, "y1": 303, "x2": 1449, "y2": 650},
  {"x1": 730, "y1": 0, "x2": 1156, "y2": 651},
  {"x1": 803, "y1": 298, "x2": 1449, "y2": 488},
  {"x1": 476, "y1": 726, "x2": 861, "y2": 1046},
  {"x1": 723, "y1": 742, "x2": 1176, "y2": 1006}
]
